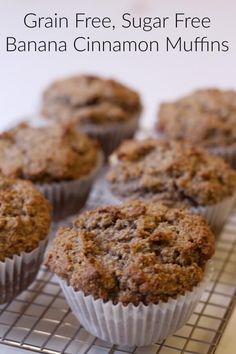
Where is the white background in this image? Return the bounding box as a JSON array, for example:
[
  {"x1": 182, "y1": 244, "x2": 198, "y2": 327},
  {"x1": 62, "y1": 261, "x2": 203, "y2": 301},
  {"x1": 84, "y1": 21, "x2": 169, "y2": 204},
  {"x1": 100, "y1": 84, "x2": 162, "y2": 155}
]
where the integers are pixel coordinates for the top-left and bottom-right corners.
[{"x1": 0, "y1": 0, "x2": 235, "y2": 131}]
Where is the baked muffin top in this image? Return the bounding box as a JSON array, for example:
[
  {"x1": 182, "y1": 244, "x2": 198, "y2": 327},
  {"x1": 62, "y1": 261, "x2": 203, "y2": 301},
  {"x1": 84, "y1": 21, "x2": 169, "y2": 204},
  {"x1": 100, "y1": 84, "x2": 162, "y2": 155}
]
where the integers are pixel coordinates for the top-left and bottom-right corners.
[
  {"x1": 42, "y1": 75, "x2": 142, "y2": 125},
  {"x1": 107, "y1": 139, "x2": 236, "y2": 207},
  {"x1": 0, "y1": 123, "x2": 99, "y2": 183},
  {"x1": 0, "y1": 178, "x2": 51, "y2": 261},
  {"x1": 157, "y1": 89, "x2": 236, "y2": 147},
  {"x1": 45, "y1": 200, "x2": 214, "y2": 305}
]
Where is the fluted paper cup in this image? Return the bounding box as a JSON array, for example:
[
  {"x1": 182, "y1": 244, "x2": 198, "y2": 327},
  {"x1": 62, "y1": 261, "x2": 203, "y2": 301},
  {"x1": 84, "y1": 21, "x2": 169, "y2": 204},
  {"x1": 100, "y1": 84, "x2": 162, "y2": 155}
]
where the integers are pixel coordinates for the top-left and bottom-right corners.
[
  {"x1": 0, "y1": 238, "x2": 48, "y2": 305},
  {"x1": 190, "y1": 194, "x2": 236, "y2": 235},
  {"x1": 81, "y1": 115, "x2": 140, "y2": 158},
  {"x1": 37, "y1": 152, "x2": 103, "y2": 221},
  {"x1": 58, "y1": 263, "x2": 212, "y2": 347}
]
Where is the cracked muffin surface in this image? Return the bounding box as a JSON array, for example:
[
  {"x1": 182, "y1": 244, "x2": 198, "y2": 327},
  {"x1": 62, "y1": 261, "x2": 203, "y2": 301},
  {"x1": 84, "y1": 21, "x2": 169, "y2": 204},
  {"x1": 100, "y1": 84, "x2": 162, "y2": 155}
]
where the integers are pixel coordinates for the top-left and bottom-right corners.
[
  {"x1": 0, "y1": 178, "x2": 51, "y2": 261},
  {"x1": 42, "y1": 75, "x2": 142, "y2": 126},
  {"x1": 45, "y1": 200, "x2": 214, "y2": 305},
  {"x1": 106, "y1": 139, "x2": 236, "y2": 207},
  {"x1": 157, "y1": 88, "x2": 236, "y2": 148},
  {"x1": 0, "y1": 123, "x2": 99, "y2": 183}
]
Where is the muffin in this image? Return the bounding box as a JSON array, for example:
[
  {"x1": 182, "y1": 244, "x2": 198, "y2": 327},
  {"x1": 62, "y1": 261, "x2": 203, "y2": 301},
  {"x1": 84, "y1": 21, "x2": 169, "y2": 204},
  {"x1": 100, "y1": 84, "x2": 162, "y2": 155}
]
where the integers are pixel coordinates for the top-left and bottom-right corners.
[
  {"x1": 0, "y1": 177, "x2": 51, "y2": 304},
  {"x1": 45, "y1": 200, "x2": 214, "y2": 346},
  {"x1": 107, "y1": 139, "x2": 236, "y2": 234},
  {"x1": 41, "y1": 75, "x2": 142, "y2": 157},
  {"x1": 157, "y1": 88, "x2": 236, "y2": 168},
  {"x1": 0, "y1": 123, "x2": 103, "y2": 220}
]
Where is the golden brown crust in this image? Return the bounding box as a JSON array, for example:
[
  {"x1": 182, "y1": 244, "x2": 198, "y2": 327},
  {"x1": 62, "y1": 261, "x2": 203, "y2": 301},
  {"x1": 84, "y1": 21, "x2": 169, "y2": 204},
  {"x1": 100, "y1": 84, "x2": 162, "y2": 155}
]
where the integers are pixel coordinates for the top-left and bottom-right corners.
[
  {"x1": 0, "y1": 178, "x2": 51, "y2": 261},
  {"x1": 0, "y1": 123, "x2": 99, "y2": 183},
  {"x1": 157, "y1": 88, "x2": 236, "y2": 147},
  {"x1": 45, "y1": 200, "x2": 214, "y2": 305},
  {"x1": 42, "y1": 75, "x2": 142, "y2": 125},
  {"x1": 106, "y1": 139, "x2": 236, "y2": 207}
]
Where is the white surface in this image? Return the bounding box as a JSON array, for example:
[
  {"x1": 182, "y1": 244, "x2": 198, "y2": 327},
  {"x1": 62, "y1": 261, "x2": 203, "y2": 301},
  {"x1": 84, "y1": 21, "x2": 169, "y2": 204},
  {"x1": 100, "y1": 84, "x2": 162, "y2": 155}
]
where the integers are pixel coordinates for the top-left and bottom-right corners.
[{"x1": 0, "y1": 0, "x2": 235, "y2": 130}]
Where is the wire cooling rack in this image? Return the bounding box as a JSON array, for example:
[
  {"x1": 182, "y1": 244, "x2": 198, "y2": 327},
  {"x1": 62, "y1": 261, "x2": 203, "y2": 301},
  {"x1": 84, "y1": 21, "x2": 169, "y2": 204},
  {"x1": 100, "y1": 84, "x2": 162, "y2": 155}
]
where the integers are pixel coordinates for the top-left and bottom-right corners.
[{"x1": 0, "y1": 175, "x2": 236, "y2": 354}]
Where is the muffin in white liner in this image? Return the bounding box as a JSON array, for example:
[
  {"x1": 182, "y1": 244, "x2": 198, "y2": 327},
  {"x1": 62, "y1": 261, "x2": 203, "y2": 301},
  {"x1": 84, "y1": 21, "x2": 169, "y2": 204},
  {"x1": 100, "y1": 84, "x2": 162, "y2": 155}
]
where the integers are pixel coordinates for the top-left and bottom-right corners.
[
  {"x1": 156, "y1": 88, "x2": 236, "y2": 170},
  {"x1": 37, "y1": 151, "x2": 104, "y2": 221},
  {"x1": 106, "y1": 139, "x2": 236, "y2": 235},
  {"x1": 58, "y1": 262, "x2": 212, "y2": 346},
  {"x1": 45, "y1": 200, "x2": 215, "y2": 346},
  {"x1": 0, "y1": 178, "x2": 51, "y2": 304},
  {"x1": 0, "y1": 239, "x2": 48, "y2": 304},
  {"x1": 0, "y1": 123, "x2": 103, "y2": 221},
  {"x1": 41, "y1": 75, "x2": 142, "y2": 158}
]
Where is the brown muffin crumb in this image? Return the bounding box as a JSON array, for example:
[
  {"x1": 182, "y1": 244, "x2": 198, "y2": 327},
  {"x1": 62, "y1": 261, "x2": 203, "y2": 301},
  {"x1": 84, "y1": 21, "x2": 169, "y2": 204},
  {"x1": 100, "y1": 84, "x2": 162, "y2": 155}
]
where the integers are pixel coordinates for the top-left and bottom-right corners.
[
  {"x1": 0, "y1": 178, "x2": 51, "y2": 261},
  {"x1": 45, "y1": 200, "x2": 214, "y2": 305},
  {"x1": 157, "y1": 88, "x2": 236, "y2": 148},
  {"x1": 107, "y1": 139, "x2": 236, "y2": 207},
  {"x1": 42, "y1": 75, "x2": 142, "y2": 126},
  {"x1": 0, "y1": 123, "x2": 99, "y2": 183}
]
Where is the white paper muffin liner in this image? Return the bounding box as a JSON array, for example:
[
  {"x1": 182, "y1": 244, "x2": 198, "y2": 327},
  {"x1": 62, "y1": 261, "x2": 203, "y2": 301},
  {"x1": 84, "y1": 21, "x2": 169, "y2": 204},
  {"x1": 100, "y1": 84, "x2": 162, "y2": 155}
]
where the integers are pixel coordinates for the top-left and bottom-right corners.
[
  {"x1": 36, "y1": 152, "x2": 103, "y2": 221},
  {"x1": 0, "y1": 238, "x2": 48, "y2": 304},
  {"x1": 190, "y1": 194, "x2": 236, "y2": 235},
  {"x1": 58, "y1": 262, "x2": 212, "y2": 347},
  {"x1": 81, "y1": 115, "x2": 140, "y2": 158},
  {"x1": 208, "y1": 145, "x2": 236, "y2": 169}
]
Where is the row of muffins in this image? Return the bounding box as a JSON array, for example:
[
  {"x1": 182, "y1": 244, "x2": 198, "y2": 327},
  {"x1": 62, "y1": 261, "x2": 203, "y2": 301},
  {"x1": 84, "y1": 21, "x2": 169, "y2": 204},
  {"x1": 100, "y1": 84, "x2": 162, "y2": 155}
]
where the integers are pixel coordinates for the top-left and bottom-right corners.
[
  {"x1": 0, "y1": 119, "x2": 104, "y2": 304},
  {"x1": 1, "y1": 119, "x2": 235, "y2": 233},
  {"x1": 42, "y1": 76, "x2": 236, "y2": 169},
  {"x1": 1, "y1": 75, "x2": 236, "y2": 347},
  {"x1": 41, "y1": 78, "x2": 236, "y2": 345},
  {"x1": 0, "y1": 178, "x2": 215, "y2": 345},
  {"x1": 0, "y1": 75, "x2": 141, "y2": 306}
]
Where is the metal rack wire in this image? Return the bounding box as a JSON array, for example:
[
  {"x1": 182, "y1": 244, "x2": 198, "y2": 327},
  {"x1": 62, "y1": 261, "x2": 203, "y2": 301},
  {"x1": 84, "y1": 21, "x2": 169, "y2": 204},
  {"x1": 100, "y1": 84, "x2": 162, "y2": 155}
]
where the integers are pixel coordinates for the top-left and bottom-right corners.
[{"x1": 0, "y1": 176, "x2": 236, "y2": 354}]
